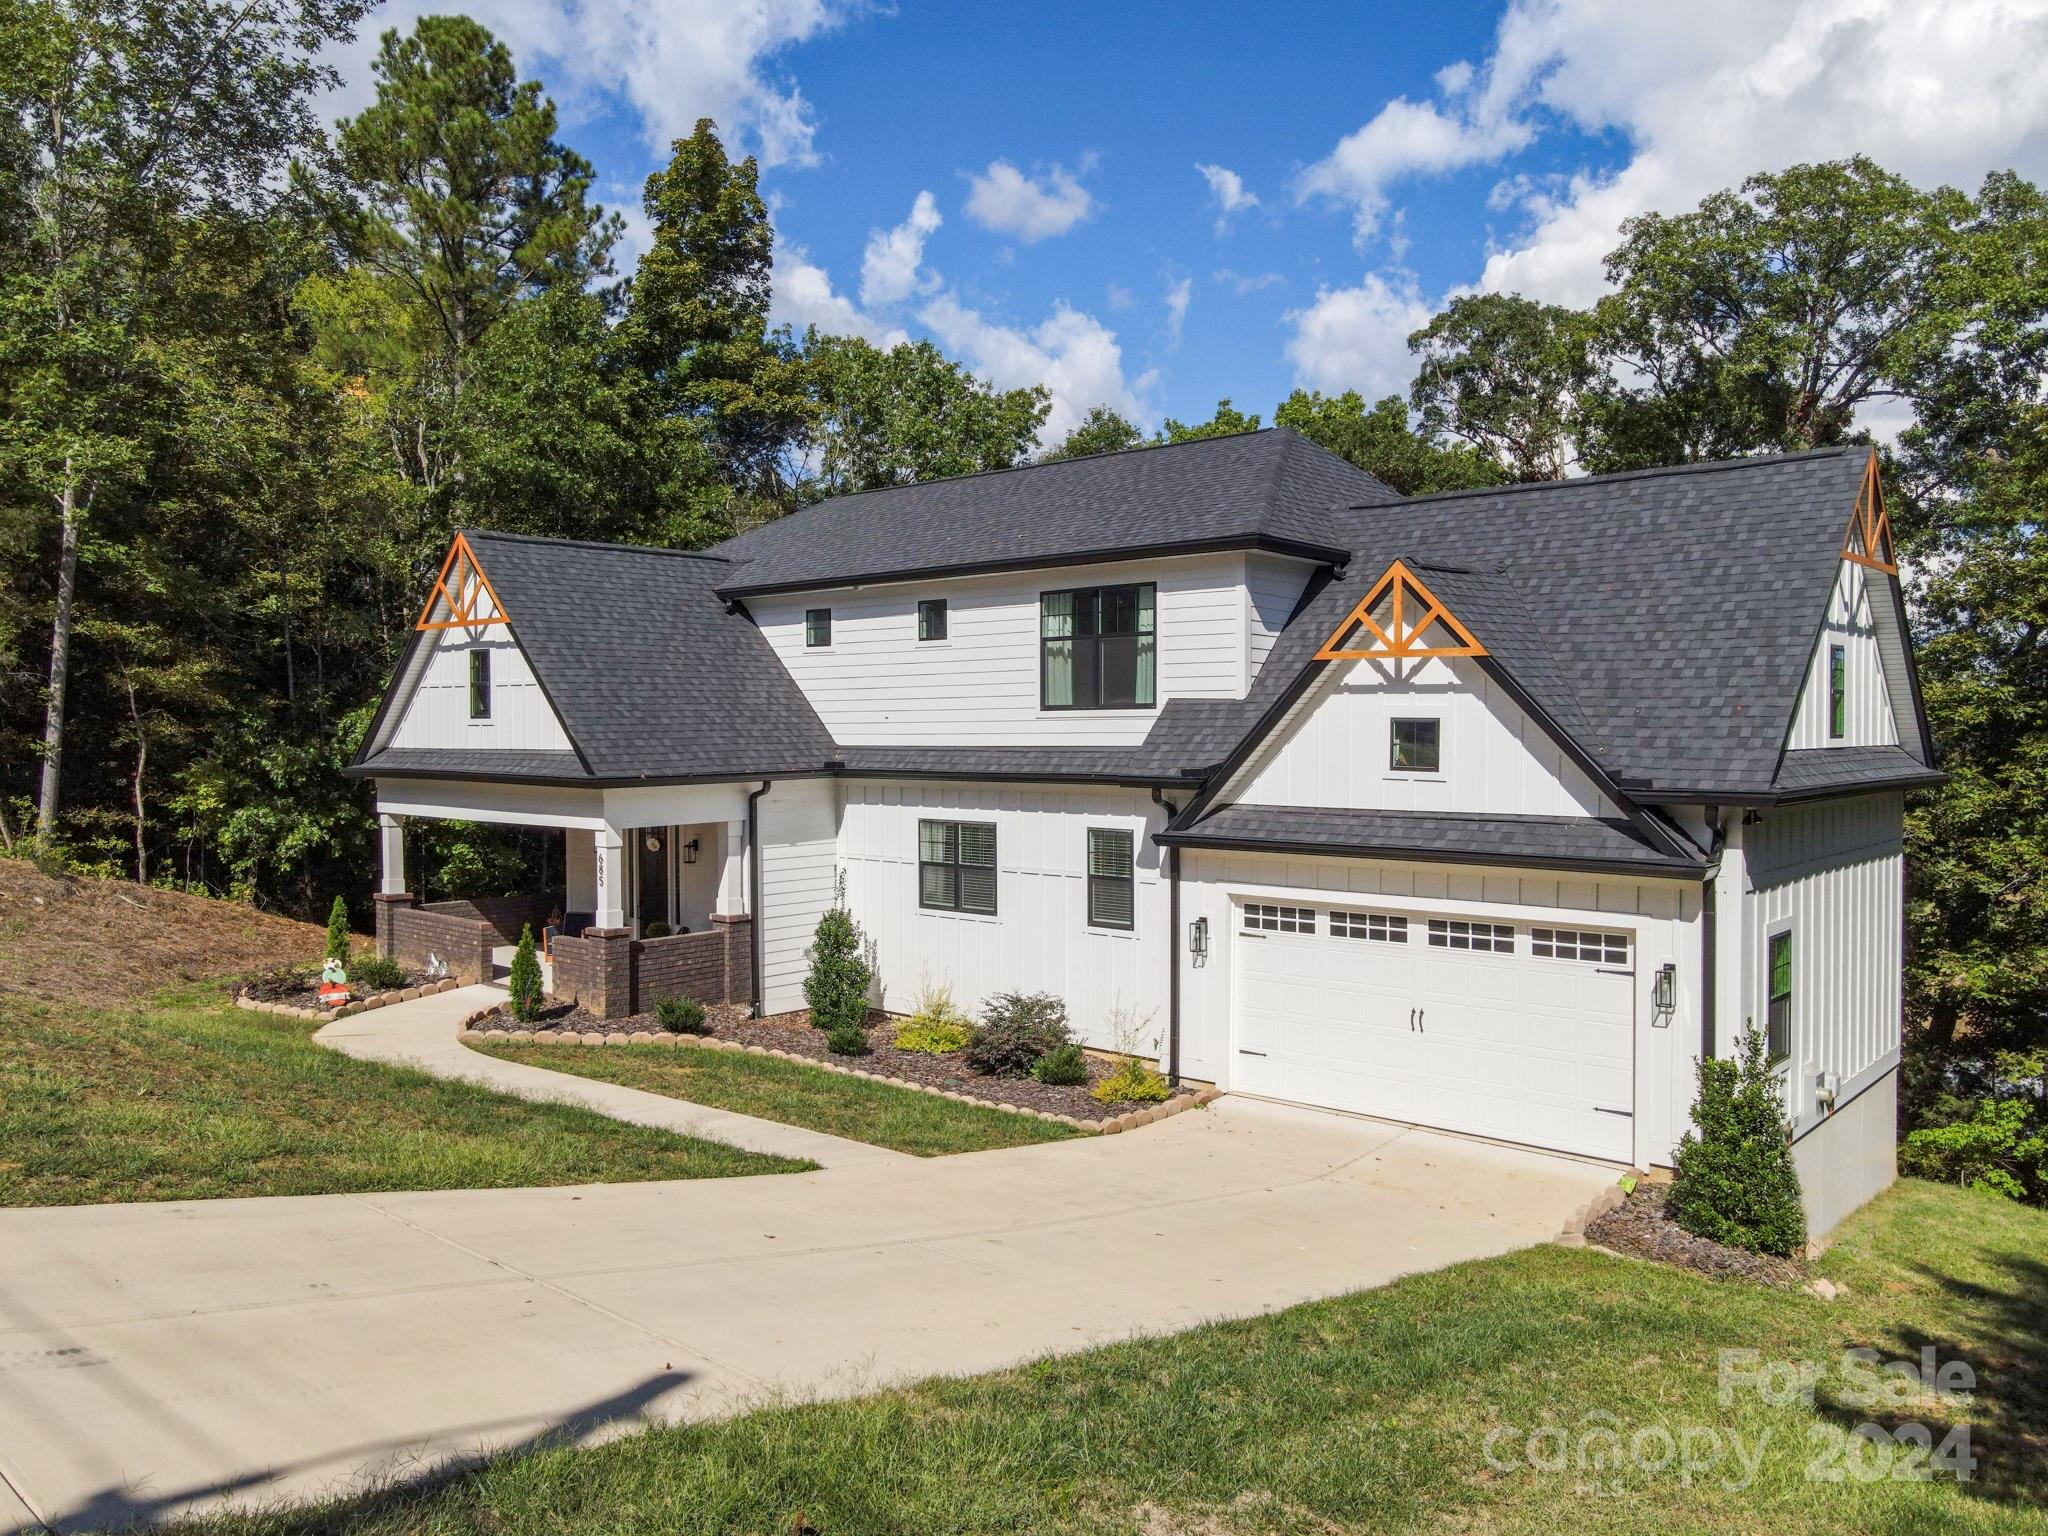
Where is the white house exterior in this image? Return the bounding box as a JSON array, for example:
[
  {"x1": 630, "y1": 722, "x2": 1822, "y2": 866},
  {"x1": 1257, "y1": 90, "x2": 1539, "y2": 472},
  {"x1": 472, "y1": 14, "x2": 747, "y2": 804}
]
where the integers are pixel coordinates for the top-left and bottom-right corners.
[{"x1": 349, "y1": 433, "x2": 1937, "y2": 1238}]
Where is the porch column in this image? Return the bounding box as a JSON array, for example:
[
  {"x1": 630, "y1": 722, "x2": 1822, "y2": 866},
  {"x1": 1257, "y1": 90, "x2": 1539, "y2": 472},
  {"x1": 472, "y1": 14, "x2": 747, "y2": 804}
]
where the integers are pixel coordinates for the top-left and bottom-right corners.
[
  {"x1": 378, "y1": 814, "x2": 406, "y2": 896},
  {"x1": 594, "y1": 825, "x2": 627, "y2": 930},
  {"x1": 714, "y1": 818, "x2": 749, "y2": 918},
  {"x1": 1712, "y1": 815, "x2": 1748, "y2": 1059}
]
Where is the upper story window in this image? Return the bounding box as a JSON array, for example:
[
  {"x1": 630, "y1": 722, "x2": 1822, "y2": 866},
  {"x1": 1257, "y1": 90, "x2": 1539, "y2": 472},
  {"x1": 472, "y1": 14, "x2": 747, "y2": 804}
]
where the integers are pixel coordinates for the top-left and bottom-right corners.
[
  {"x1": 1829, "y1": 644, "x2": 1847, "y2": 739},
  {"x1": 805, "y1": 608, "x2": 832, "y2": 648},
  {"x1": 1390, "y1": 718, "x2": 1440, "y2": 773},
  {"x1": 918, "y1": 598, "x2": 948, "y2": 642},
  {"x1": 468, "y1": 649, "x2": 491, "y2": 719},
  {"x1": 1041, "y1": 584, "x2": 1156, "y2": 710}
]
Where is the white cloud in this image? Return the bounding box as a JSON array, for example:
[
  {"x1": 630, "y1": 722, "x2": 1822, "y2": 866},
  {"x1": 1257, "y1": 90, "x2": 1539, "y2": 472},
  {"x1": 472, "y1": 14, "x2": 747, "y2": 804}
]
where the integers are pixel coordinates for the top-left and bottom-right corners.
[
  {"x1": 1214, "y1": 268, "x2": 1285, "y2": 295},
  {"x1": 1195, "y1": 162, "x2": 1260, "y2": 231},
  {"x1": 1283, "y1": 271, "x2": 1436, "y2": 401},
  {"x1": 322, "y1": 0, "x2": 857, "y2": 170},
  {"x1": 1164, "y1": 276, "x2": 1192, "y2": 347},
  {"x1": 1303, "y1": 0, "x2": 2048, "y2": 302},
  {"x1": 859, "y1": 190, "x2": 943, "y2": 308},
  {"x1": 919, "y1": 293, "x2": 1150, "y2": 445},
  {"x1": 771, "y1": 242, "x2": 909, "y2": 347},
  {"x1": 963, "y1": 159, "x2": 1097, "y2": 242}
]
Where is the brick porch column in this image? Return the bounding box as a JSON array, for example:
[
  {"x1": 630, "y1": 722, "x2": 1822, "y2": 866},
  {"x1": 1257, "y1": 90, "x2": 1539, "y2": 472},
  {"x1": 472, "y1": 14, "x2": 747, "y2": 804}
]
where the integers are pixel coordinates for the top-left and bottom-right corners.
[
  {"x1": 711, "y1": 914, "x2": 753, "y2": 1008},
  {"x1": 373, "y1": 891, "x2": 416, "y2": 959},
  {"x1": 583, "y1": 927, "x2": 636, "y2": 1018}
]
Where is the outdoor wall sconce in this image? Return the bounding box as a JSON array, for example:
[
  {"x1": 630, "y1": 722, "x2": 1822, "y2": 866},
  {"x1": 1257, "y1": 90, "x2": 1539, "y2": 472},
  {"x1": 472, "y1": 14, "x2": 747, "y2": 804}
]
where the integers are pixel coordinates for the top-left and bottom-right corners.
[
  {"x1": 642, "y1": 832, "x2": 662, "y2": 854},
  {"x1": 1653, "y1": 962, "x2": 1677, "y2": 1014},
  {"x1": 1188, "y1": 915, "x2": 1209, "y2": 958},
  {"x1": 682, "y1": 837, "x2": 700, "y2": 864}
]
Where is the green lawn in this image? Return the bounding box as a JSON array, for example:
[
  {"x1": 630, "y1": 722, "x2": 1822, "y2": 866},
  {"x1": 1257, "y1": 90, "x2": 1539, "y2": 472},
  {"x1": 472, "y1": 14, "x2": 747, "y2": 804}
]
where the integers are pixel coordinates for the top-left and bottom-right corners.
[
  {"x1": 472, "y1": 1037, "x2": 1081, "y2": 1156},
  {"x1": 0, "y1": 988, "x2": 809, "y2": 1204},
  {"x1": 178, "y1": 1178, "x2": 2046, "y2": 1535}
]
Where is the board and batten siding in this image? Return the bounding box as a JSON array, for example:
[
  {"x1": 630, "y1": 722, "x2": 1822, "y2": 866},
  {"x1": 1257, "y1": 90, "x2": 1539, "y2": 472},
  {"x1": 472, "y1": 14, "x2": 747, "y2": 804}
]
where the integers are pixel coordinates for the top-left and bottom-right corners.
[
  {"x1": 1176, "y1": 847, "x2": 1703, "y2": 1168},
  {"x1": 1786, "y1": 561, "x2": 1900, "y2": 750},
  {"x1": 749, "y1": 552, "x2": 1311, "y2": 747},
  {"x1": 757, "y1": 779, "x2": 840, "y2": 1014},
  {"x1": 1231, "y1": 653, "x2": 1622, "y2": 818},
  {"x1": 837, "y1": 779, "x2": 1171, "y2": 1054},
  {"x1": 1744, "y1": 792, "x2": 1904, "y2": 1135},
  {"x1": 389, "y1": 631, "x2": 574, "y2": 753}
]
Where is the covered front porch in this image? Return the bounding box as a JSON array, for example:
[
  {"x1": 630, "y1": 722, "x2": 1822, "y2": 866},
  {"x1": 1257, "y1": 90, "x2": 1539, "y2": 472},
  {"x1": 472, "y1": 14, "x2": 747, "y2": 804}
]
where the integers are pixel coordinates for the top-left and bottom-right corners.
[{"x1": 369, "y1": 776, "x2": 762, "y2": 1020}]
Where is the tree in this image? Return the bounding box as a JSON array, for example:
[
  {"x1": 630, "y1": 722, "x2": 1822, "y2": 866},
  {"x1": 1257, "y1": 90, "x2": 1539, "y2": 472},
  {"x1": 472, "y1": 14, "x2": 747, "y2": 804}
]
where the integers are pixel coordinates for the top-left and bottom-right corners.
[
  {"x1": 806, "y1": 334, "x2": 1047, "y2": 495},
  {"x1": 1408, "y1": 293, "x2": 1595, "y2": 481},
  {"x1": 507, "y1": 922, "x2": 542, "y2": 1021},
  {"x1": 325, "y1": 894, "x2": 351, "y2": 965},
  {"x1": 1157, "y1": 399, "x2": 1260, "y2": 443},
  {"x1": 1045, "y1": 405, "x2": 1143, "y2": 460},
  {"x1": 622, "y1": 119, "x2": 812, "y2": 522},
  {"x1": 0, "y1": 0, "x2": 365, "y2": 847},
  {"x1": 1273, "y1": 389, "x2": 1503, "y2": 496},
  {"x1": 803, "y1": 905, "x2": 873, "y2": 1034},
  {"x1": 1667, "y1": 1027, "x2": 1807, "y2": 1257}
]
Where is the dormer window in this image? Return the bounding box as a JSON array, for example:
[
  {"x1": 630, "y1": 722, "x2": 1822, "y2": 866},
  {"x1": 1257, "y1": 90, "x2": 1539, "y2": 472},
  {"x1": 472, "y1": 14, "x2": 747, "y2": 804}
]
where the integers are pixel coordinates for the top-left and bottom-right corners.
[{"x1": 1041, "y1": 584, "x2": 1156, "y2": 710}]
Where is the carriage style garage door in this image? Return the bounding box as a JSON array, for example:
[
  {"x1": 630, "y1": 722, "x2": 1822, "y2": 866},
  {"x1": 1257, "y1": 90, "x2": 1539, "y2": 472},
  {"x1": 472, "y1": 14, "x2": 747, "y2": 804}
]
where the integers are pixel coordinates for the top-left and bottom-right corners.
[{"x1": 1232, "y1": 901, "x2": 1636, "y2": 1162}]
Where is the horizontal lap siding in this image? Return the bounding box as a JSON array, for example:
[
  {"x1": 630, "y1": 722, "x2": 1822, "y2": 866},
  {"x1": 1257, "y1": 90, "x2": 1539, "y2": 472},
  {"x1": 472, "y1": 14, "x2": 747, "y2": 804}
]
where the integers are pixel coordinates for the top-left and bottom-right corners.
[
  {"x1": 1746, "y1": 794, "x2": 1904, "y2": 1133},
  {"x1": 751, "y1": 553, "x2": 1259, "y2": 747},
  {"x1": 838, "y1": 780, "x2": 1169, "y2": 1055},
  {"x1": 1246, "y1": 553, "x2": 1312, "y2": 681}
]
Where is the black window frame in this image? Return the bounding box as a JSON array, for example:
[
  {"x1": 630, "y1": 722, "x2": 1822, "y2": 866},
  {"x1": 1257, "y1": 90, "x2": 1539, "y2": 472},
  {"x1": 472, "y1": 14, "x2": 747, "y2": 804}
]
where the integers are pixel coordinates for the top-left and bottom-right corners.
[
  {"x1": 918, "y1": 598, "x2": 948, "y2": 642},
  {"x1": 1767, "y1": 930, "x2": 1793, "y2": 1065},
  {"x1": 918, "y1": 818, "x2": 997, "y2": 915},
  {"x1": 1390, "y1": 718, "x2": 1441, "y2": 773},
  {"x1": 468, "y1": 648, "x2": 491, "y2": 720},
  {"x1": 1040, "y1": 583, "x2": 1157, "y2": 711},
  {"x1": 805, "y1": 608, "x2": 832, "y2": 648},
  {"x1": 1828, "y1": 644, "x2": 1847, "y2": 739},
  {"x1": 1085, "y1": 827, "x2": 1135, "y2": 930}
]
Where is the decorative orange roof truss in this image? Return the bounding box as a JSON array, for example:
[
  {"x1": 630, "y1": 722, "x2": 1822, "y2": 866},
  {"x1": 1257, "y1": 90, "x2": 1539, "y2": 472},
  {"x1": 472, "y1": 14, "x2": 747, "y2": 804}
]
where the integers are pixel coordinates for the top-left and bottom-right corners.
[
  {"x1": 1842, "y1": 454, "x2": 1897, "y2": 575},
  {"x1": 1314, "y1": 559, "x2": 1487, "y2": 662},
  {"x1": 415, "y1": 532, "x2": 509, "y2": 632}
]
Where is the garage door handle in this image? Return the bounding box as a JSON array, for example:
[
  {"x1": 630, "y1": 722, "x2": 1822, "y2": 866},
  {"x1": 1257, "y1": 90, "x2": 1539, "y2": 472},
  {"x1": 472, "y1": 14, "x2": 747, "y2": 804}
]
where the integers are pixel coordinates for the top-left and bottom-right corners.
[
  {"x1": 1238, "y1": 1048, "x2": 1267, "y2": 1057},
  {"x1": 1593, "y1": 1106, "x2": 1633, "y2": 1117}
]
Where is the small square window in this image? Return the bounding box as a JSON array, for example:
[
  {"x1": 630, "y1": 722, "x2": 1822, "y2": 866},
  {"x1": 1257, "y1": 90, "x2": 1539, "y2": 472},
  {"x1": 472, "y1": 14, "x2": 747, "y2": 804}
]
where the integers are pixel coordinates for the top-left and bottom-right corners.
[
  {"x1": 918, "y1": 598, "x2": 948, "y2": 641},
  {"x1": 805, "y1": 608, "x2": 832, "y2": 648},
  {"x1": 1391, "y1": 718, "x2": 1441, "y2": 773},
  {"x1": 1086, "y1": 828, "x2": 1135, "y2": 929},
  {"x1": 468, "y1": 649, "x2": 491, "y2": 719}
]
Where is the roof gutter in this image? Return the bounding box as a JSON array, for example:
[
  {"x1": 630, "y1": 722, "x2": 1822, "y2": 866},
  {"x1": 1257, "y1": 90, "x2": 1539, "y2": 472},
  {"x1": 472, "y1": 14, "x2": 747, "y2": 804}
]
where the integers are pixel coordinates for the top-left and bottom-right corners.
[{"x1": 1152, "y1": 828, "x2": 1705, "y2": 882}]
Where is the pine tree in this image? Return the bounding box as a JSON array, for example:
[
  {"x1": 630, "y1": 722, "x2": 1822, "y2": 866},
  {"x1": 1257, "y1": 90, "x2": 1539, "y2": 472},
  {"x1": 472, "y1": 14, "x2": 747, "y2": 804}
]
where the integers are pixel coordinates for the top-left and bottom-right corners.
[
  {"x1": 325, "y1": 895, "x2": 352, "y2": 966},
  {"x1": 1667, "y1": 1027, "x2": 1808, "y2": 1256},
  {"x1": 508, "y1": 923, "x2": 543, "y2": 1022}
]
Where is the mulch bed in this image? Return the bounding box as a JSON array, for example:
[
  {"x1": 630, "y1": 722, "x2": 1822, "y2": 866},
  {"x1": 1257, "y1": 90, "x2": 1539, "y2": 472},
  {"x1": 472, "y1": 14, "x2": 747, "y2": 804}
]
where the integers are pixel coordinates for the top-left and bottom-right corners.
[
  {"x1": 234, "y1": 961, "x2": 437, "y2": 1012},
  {"x1": 1585, "y1": 1185, "x2": 1809, "y2": 1287},
  {"x1": 474, "y1": 1002, "x2": 1187, "y2": 1122}
]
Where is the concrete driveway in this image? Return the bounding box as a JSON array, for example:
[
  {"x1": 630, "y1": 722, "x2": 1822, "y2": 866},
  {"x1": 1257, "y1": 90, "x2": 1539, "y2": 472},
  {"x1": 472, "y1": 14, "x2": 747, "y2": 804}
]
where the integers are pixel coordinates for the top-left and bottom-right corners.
[{"x1": 0, "y1": 1094, "x2": 1612, "y2": 1532}]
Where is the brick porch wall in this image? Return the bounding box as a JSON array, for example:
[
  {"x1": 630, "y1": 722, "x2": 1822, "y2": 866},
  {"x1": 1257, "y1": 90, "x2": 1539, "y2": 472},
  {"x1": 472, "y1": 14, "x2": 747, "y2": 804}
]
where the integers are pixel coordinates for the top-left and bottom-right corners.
[
  {"x1": 551, "y1": 918, "x2": 753, "y2": 1018},
  {"x1": 418, "y1": 891, "x2": 559, "y2": 946},
  {"x1": 377, "y1": 896, "x2": 494, "y2": 985}
]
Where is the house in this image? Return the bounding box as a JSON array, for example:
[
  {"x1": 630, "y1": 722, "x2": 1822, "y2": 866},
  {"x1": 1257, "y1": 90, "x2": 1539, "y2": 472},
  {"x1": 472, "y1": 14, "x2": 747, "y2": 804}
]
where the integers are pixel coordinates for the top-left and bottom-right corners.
[{"x1": 347, "y1": 429, "x2": 1937, "y2": 1237}]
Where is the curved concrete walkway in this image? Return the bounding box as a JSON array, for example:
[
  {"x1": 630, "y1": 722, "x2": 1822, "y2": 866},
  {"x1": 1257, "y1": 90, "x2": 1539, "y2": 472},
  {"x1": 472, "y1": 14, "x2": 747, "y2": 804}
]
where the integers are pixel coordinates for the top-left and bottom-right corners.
[{"x1": 316, "y1": 986, "x2": 913, "y2": 1169}]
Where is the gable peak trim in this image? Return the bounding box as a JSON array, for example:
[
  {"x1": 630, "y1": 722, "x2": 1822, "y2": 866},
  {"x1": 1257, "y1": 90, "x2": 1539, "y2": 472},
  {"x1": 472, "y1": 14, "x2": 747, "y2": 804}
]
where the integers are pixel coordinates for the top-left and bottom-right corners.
[
  {"x1": 417, "y1": 532, "x2": 510, "y2": 631},
  {"x1": 1842, "y1": 453, "x2": 1897, "y2": 575},
  {"x1": 1313, "y1": 559, "x2": 1488, "y2": 662}
]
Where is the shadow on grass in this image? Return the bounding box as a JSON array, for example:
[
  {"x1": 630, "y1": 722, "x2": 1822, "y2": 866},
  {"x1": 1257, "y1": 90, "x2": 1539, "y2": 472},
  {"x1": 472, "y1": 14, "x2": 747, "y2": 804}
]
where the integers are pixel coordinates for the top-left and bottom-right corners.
[{"x1": 1814, "y1": 1246, "x2": 2047, "y2": 1507}]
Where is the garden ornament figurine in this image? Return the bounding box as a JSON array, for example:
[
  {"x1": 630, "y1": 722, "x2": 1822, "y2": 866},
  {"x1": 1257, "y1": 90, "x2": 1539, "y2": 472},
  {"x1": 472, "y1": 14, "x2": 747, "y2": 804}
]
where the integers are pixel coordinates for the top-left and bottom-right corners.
[{"x1": 317, "y1": 956, "x2": 351, "y2": 1008}]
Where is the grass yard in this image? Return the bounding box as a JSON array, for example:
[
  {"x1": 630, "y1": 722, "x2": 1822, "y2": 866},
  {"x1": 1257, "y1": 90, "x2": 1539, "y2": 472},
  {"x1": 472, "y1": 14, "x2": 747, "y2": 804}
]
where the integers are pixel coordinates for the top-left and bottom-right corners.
[
  {"x1": 0, "y1": 988, "x2": 809, "y2": 1205},
  {"x1": 176, "y1": 1178, "x2": 2047, "y2": 1535},
  {"x1": 472, "y1": 1037, "x2": 1082, "y2": 1156}
]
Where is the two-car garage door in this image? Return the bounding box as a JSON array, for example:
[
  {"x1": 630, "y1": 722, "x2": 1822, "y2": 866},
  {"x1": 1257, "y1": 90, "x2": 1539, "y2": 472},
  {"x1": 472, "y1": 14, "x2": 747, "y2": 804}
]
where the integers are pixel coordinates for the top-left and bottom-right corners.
[{"x1": 1233, "y1": 900, "x2": 1636, "y2": 1162}]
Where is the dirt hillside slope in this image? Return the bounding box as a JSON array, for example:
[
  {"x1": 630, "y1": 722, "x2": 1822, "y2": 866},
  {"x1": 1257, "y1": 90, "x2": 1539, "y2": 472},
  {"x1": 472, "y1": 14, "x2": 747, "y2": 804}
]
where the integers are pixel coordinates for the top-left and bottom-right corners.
[{"x1": 0, "y1": 859, "x2": 330, "y2": 1006}]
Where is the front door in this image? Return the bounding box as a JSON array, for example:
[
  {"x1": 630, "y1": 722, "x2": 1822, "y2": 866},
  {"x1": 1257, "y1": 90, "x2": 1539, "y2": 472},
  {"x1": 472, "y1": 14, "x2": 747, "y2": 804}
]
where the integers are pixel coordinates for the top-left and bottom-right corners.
[{"x1": 635, "y1": 828, "x2": 670, "y2": 932}]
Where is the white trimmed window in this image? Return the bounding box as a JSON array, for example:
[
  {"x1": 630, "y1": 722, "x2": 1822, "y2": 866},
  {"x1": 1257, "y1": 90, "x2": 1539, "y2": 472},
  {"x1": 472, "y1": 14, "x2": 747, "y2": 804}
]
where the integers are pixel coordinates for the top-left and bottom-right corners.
[
  {"x1": 1426, "y1": 918, "x2": 1514, "y2": 953},
  {"x1": 1331, "y1": 910, "x2": 1408, "y2": 942},
  {"x1": 1530, "y1": 927, "x2": 1630, "y2": 965},
  {"x1": 1243, "y1": 902, "x2": 1315, "y2": 934}
]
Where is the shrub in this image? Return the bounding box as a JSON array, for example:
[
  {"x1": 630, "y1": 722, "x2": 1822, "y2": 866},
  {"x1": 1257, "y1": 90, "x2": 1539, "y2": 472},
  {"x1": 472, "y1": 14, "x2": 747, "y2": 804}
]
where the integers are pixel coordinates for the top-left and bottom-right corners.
[
  {"x1": 826, "y1": 1020, "x2": 872, "y2": 1056},
  {"x1": 1091, "y1": 1057, "x2": 1170, "y2": 1105},
  {"x1": 1901, "y1": 1051, "x2": 2047, "y2": 1201},
  {"x1": 1032, "y1": 1043, "x2": 1089, "y2": 1086},
  {"x1": 507, "y1": 924, "x2": 544, "y2": 1023},
  {"x1": 964, "y1": 991, "x2": 1072, "y2": 1077},
  {"x1": 642, "y1": 920, "x2": 671, "y2": 939},
  {"x1": 894, "y1": 976, "x2": 972, "y2": 1054},
  {"x1": 351, "y1": 954, "x2": 406, "y2": 993},
  {"x1": 325, "y1": 895, "x2": 351, "y2": 965},
  {"x1": 1667, "y1": 1026, "x2": 1807, "y2": 1256},
  {"x1": 804, "y1": 907, "x2": 874, "y2": 1033},
  {"x1": 656, "y1": 996, "x2": 709, "y2": 1034}
]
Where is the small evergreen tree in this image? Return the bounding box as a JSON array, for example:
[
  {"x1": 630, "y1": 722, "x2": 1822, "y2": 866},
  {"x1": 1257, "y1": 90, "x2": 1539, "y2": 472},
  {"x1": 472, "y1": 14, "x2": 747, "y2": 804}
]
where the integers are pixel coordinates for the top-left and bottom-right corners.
[
  {"x1": 325, "y1": 895, "x2": 352, "y2": 966},
  {"x1": 804, "y1": 906, "x2": 873, "y2": 1034},
  {"x1": 1668, "y1": 1026, "x2": 1808, "y2": 1256},
  {"x1": 508, "y1": 923, "x2": 543, "y2": 1022}
]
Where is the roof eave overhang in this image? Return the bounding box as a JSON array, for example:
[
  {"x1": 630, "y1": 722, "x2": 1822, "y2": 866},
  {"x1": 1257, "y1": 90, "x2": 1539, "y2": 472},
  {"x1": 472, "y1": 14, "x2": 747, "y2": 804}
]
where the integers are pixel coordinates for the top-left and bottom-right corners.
[
  {"x1": 1642, "y1": 768, "x2": 1948, "y2": 807},
  {"x1": 714, "y1": 533, "x2": 1350, "y2": 601},
  {"x1": 1150, "y1": 827, "x2": 1706, "y2": 882},
  {"x1": 351, "y1": 761, "x2": 1207, "y2": 791}
]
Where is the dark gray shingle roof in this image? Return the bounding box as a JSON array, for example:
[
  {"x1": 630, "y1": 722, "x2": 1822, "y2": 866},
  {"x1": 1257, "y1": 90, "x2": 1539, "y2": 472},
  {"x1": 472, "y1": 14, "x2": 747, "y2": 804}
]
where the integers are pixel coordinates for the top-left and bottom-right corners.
[
  {"x1": 352, "y1": 748, "x2": 590, "y2": 783},
  {"x1": 1773, "y1": 745, "x2": 1945, "y2": 798},
  {"x1": 1157, "y1": 803, "x2": 1705, "y2": 876},
  {"x1": 709, "y1": 428, "x2": 1393, "y2": 596}
]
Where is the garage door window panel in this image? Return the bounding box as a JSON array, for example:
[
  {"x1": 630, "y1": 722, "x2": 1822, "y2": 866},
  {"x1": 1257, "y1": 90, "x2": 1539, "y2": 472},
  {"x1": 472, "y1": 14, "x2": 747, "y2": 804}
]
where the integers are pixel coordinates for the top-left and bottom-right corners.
[
  {"x1": 1331, "y1": 910, "x2": 1408, "y2": 942},
  {"x1": 1530, "y1": 927, "x2": 1630, "y2": 965},
  {"x1": 1426, "y1": 918, "x2": 1514, "y2": 953},
  {"x1": 1243, "y1": 903, "x2": 1315, "y2": 934}
]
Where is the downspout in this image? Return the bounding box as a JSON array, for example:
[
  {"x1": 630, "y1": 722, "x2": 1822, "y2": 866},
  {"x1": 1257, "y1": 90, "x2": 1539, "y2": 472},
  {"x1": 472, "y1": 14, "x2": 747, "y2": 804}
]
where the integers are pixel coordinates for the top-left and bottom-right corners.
[
  {"x1": 1152, "y1": 787, "x2": 1181, "y2": 1088},
  {"x1": 748, "y1": 780, "x2": 772, "y2": 1017},
  {"x1": 1701, "y1": 807, "x2": 1720, "y2": 1065}
]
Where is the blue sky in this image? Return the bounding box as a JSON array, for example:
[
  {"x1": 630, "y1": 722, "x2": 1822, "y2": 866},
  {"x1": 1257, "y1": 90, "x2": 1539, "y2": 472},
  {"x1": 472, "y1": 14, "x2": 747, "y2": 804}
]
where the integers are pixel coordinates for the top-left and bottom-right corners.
[{"x1": 326, "y1": 0, "x2": 2048, "y2": 446}]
